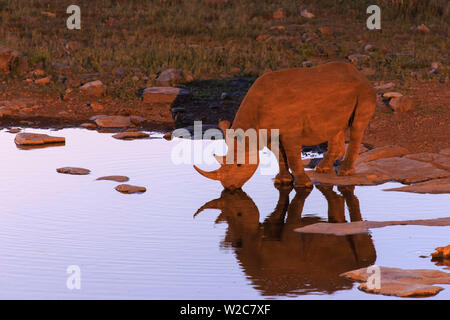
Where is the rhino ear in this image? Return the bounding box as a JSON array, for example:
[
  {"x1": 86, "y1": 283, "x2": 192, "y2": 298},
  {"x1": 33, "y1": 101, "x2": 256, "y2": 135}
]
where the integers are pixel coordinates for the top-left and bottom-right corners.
[{"x1": 218, "y1": 120, "x2": 231, "y2": 134}]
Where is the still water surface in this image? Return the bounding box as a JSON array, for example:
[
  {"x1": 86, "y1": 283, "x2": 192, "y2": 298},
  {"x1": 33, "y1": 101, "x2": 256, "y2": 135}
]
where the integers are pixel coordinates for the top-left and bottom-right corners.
[{"x1": 0, "y1": 128, "x2": 448, "y2": 299}]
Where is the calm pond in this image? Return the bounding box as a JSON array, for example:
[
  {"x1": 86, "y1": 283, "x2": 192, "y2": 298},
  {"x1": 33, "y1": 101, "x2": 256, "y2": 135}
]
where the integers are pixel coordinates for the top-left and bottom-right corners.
[{"x1": 0, "y1": 128, "x2": 448, "y2": 299}]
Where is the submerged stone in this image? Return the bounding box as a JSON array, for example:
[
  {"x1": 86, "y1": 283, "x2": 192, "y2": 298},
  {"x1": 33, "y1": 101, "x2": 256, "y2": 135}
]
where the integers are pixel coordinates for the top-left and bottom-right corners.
[
  {"x1": 15, "y1": 133, "x2": 65, "y2": 146},
  {"x1": 384, "y1": 178, "x2": 450, "y2": 194},
  {"x1": 94, "y1": 115, "x2": 132, "y2": 128},
  {"x1": 80, "y1": 123, "x2": 97, "y2": 129},
  {"x1": 112, "y1": 132, "x2": 149, "y2": 140},
  {"x1": 355, "y1": 157, "x2": 450, "y2": 184},
  {"x1": 306, "y1": 171, "x2": 389, "y2": 186},
  {"x1": 341, "y1": 266, "x2": 450, "y2": 298},
  {"x1": 96, "y1": 175, "x2": 130, "y2": 183},
  {"x1": 115, "y1": 184, "x2": 146, "y2": 194},
  {"x1": 7, "y1": 128, "x2": 21, "y2": 133},
  {"x1": 57, "y1": 167, "x2": 91, "y2": 175},
  {"x1": 295, "y1": 217, "x2": 450, "y2": 236}
]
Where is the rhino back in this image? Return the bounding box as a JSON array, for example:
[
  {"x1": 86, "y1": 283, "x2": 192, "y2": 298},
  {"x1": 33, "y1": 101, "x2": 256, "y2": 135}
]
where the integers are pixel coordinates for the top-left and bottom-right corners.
[{"x1": 233, "y1": 62, "x2": 373, "y2": 144}]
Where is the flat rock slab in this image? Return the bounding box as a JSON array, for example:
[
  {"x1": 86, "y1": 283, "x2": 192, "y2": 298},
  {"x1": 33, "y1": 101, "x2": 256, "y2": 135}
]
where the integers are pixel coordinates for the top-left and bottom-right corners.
[
  {"x1": 96, "y1": 175, "x2": 130, "y2": 182},
  {"x1": 295, "y1": 217, "x2": 450, "y2": 236},
  {"x1": 142, "y1": 87, "x2": 191, "y2": 104},
  {"x1": 112, "y1": 132, "x2": 150, "y2": 140},
  {"x1": 15, "y1": 133, "x2": 65, "y2": 146},
  {"x1": 303, "y1": 145, "x2": 449, "y2": 187},
  {"x1": 94, "y1": 115, "x2": 132, "y2": 128},
  {"x1": 307, "y1": 171, "x2": 390, "y2": 186},
  {"x1": 80, "y1": 123, "x2": 97, "y2": 129},
  {"x1": 115, "y1": 184, "x2": 146, "y2": 194},
  {"x1": 355, "y1": 145, "x2": 410, "y2": 164},
  {"x1": 341, "y1": 266, "x2": 450, "y2": 297},
  {"x1": 356, "y1": 157, "x2": 450, "y2": 184},
  {"x1": 57, "y1": 167, "x2": 91, "y2": 175},
  {"x1": 384, "y1": 178, "x2": 450, "y2": 194},
  {"x1": 404, "y1": 152, "x2": 450, "y2": 171}
]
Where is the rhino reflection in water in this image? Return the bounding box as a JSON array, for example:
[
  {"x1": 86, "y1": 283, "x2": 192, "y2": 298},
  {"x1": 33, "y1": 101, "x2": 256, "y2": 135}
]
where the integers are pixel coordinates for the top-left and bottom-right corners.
[{"x1": 195, "y1": 186, "x2": 376, "y2": 296}]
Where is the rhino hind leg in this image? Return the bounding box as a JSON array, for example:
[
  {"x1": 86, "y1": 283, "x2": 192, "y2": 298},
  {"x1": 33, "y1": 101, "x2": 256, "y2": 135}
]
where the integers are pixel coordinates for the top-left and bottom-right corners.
[
  {"x1": 316, "y1": 130, "x2": 346, "y2": 174},
  {"x1": 273, "y1": 140, "x2": 294, "y2": 186},
  {"x1": 338, "y1": 92, "x2": 375, "y2": 176},
  {"x1": 282, "y1": 138, "x2": 313, "y2": 188}
]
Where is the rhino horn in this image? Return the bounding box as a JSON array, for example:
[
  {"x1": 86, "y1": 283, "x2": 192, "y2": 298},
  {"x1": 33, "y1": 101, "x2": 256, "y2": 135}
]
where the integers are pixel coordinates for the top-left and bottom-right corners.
[{"x1": 193, "y1": 165, "x2": 221, "y2": 181}]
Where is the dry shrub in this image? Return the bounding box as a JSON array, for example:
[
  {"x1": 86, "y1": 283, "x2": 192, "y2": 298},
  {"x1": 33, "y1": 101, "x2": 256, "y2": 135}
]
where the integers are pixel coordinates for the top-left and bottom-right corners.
[{"x1": 379, "y1": 0, "x2": 449, "y2": 18}]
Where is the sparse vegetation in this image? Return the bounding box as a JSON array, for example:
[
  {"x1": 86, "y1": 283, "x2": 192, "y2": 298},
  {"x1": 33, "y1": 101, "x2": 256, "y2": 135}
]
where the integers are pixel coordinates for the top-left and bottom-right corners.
[{"x1": 1, "y1": 1, "x2": 448, "y2": 79}]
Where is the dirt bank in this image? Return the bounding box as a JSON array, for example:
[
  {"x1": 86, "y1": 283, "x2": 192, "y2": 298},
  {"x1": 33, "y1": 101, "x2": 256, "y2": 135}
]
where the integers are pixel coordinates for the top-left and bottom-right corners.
[{"x1": 1, "y1": 78, "x2": 448, "y2": 154}]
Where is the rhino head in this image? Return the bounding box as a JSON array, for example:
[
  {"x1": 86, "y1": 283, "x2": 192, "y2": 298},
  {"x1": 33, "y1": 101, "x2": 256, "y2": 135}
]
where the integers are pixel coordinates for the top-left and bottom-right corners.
[{"x1": 193, "y1": 120, "x2": 260, "y2": 191}]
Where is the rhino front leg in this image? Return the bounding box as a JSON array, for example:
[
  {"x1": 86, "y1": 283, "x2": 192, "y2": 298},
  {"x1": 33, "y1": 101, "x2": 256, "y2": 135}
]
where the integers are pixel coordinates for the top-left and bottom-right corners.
[
  {"x1": 316, "y1": 129, "x2": 345, "y2": 173},
  {"x1": 282, "y1": 139, "x2": 312, "y2": 188}
]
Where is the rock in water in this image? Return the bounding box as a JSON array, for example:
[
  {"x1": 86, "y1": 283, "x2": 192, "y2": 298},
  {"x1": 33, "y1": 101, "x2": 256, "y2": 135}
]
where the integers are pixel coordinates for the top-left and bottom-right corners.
[
  {"x1": 94, "y1": 115, "x2": 132, "y2": 128},
  {"x1": 96, "y1": 176, "x2": 130, "y2": 182},
  {"x1": 57, "y1": 167, "x2": 91, "y2": 175},
  {"x1": 112, "y1": 132, "x2": 149, "y2": 140},
  {"x1": 307, "y1": 171, "x2": 390, "y2": 186},
  {"x1": 80, "y1": 123, "x2": 97, "y2": 129},
  {"x1": 341, "y1": 266, "x2": 450, "y2": 298},
  {"x1": 295, "y1": 217, "x2": 450, "y2": 236},
  {"x1": 115, "y1": 184, "x2": 147, "y2": 194},
  {"x1": 15, "y1": 133, "x2": 65, "y2": 146},
  {"x1": 384, "y1": 178, "x2": 450, "y2": 194},
  {"x1": 356, "y1": 157, "x2": 450, "y2": 184}
]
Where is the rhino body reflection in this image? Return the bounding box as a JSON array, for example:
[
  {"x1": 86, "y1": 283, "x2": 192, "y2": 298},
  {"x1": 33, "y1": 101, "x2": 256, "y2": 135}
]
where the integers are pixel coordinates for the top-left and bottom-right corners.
[{"x1": 195, "y1": 186, "x2": 376, "y2": 296}]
